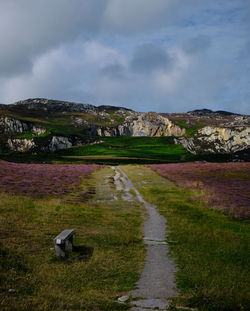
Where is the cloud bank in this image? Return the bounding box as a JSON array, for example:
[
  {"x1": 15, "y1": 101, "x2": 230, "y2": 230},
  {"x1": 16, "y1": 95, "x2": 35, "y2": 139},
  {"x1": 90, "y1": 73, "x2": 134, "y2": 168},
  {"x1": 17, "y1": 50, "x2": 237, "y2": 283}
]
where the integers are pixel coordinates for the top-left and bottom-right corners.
[{"x1": 0, "y1": 0, "x2": 249, "y2": 114}]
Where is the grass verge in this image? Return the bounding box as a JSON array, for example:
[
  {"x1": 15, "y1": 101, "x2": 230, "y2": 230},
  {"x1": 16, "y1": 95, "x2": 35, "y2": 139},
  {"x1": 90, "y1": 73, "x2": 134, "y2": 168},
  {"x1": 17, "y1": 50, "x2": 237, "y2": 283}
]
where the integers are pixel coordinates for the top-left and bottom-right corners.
[
  {"x1": 0, "y1": 167, "x2": 144, "y2": 311},
  {"x1": 122, "y1": 165, "x2": 250, "y2": 311}
]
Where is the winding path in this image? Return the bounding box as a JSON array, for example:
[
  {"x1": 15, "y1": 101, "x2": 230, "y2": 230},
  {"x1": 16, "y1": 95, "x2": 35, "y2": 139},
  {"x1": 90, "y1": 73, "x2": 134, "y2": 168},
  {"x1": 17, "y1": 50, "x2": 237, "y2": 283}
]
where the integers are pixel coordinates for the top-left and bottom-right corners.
[{"x1": 112, "y1": 167, "x2": 177, "y2": 311}]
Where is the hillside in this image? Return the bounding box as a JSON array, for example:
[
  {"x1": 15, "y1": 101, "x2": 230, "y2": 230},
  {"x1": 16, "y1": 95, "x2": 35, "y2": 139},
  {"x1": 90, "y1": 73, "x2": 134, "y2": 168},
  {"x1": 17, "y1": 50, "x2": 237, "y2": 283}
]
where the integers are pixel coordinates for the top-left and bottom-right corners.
[{"x1": 0, "y1": 98, "x2": 249, "y2": 163}]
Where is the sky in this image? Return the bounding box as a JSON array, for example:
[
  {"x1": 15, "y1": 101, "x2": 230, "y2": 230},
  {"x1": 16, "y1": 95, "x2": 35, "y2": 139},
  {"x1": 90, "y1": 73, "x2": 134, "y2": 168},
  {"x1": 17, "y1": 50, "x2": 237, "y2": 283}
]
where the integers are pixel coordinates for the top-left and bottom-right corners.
[{"x1": 0, "y1": 0, "x2": 249, "y2": 114}]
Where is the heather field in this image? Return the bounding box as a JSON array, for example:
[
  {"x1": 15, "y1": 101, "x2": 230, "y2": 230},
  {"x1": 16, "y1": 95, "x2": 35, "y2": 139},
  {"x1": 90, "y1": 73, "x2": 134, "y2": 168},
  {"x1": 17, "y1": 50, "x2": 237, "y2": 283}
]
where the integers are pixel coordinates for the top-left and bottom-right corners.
[
  {"x1": 123, "y1": 165, "x2": 250, "y2": 311},
  {"x1": 149, "y1": 162, "x2": 250, "y2": 220},
  {"x1": 0, "y1": 160, "x2": 100, "y2": 197}
]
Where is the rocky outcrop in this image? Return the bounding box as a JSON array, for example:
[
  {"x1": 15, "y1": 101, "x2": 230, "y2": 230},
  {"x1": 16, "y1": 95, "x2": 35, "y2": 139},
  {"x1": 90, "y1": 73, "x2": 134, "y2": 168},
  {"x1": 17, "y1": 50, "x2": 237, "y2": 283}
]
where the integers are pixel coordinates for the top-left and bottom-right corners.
[
  {"x1": 0, "y1": 117, "x2": 29, "y2": 133},
  {"x1": 5, "y1": 135, "x2": 98, "y2": 153},
  {"x1": 0, "y1": 116, "x2": 46, "y2": 135},
  {"x1": 120, "y1": 113, "x2": 186, "y2": 137},
  {"x1": 46, "y1": 136, "x2": 72, "y2": 152},
  {"x1": 7, "y1": 138, "x2": 35, "y2": 152},
  {"x1": 174, "y1": 137, "x2": 197, "y2": 154},
  {"x1": 85, "y1": 113, "x2": 185, "y2": 137},
  {"x1": 31, "y1": 125, "x2": 46, "y2": 135},
  {"x1": 175, "y1": 126, "x2": 250, "y2": 154},
  {"x1": 6, "y1": 136, "x2": 71, "y2": 153}
]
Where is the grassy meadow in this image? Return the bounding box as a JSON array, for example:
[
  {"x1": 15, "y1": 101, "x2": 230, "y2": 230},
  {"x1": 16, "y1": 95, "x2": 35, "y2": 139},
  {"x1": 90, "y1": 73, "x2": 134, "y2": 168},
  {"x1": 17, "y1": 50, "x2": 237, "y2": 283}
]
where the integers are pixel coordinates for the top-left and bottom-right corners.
[{"x1": 0, "y1": 166, "x2": 144, "y2": 311}]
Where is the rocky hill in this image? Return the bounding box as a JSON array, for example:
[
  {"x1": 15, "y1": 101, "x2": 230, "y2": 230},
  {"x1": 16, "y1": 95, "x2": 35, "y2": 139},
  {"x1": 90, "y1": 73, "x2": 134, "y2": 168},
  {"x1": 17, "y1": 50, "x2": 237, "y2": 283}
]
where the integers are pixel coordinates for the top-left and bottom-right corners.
[{"x1": 0, "y1": 98, "x2": 249, "y2": 160}]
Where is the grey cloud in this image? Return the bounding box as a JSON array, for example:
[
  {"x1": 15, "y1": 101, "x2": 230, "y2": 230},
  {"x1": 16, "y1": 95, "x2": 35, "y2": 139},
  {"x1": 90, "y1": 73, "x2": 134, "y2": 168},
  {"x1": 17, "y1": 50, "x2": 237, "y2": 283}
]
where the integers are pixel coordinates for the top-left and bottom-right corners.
[
  {"x1": 103, "y1": 0, "x2": 174, "y2": 32},
  {"x1": 0, "y1": 53, "x2": 32, "y2": 77},
  {"x1": 0, "y1": 0, "x2": 107, "y2": 76},
  {"x1": 101, "y1": 63, "x2": 125, "y2": 79},
  {"x1": 103, "y1": 0, "x2": 202, "y2": 34},
  {"x1": 183, "y1": 35, "x2": 211, "y2": 54},
  {"x1": 131, "y1": 44, "x2": 173, "y2": 73}
]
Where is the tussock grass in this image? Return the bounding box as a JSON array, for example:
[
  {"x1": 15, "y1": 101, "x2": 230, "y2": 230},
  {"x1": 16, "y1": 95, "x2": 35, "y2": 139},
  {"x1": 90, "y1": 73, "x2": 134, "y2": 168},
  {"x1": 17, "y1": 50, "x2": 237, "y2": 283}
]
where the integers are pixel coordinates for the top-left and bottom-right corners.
[
  {"x1": 122, "y1": 165, "x2": 250, "y2": 311},
  {"x1": 0, "y1": 167, "x2": 144, "y2": 311}
]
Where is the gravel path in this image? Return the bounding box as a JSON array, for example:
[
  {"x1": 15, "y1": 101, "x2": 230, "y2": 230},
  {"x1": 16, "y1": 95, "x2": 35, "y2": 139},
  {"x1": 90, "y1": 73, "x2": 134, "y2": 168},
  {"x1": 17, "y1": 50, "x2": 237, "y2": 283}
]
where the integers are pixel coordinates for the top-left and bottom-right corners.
[{"x1": 113, "y1": 167, "x2": 177, "y2": 310}]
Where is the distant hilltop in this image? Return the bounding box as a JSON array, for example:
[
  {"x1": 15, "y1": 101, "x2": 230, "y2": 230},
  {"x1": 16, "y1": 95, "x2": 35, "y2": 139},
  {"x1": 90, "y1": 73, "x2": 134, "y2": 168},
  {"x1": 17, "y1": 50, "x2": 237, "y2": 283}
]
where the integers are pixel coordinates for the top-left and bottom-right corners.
[
  {"x1": 2, "y1": 98, "x2": 132, "y2": 113},
  {"x1": 1, "y1": 98, "x2": 246, "y2": 116},
  {"x1": 187, "y1": 108, "x2": 239, "y2": 116}
]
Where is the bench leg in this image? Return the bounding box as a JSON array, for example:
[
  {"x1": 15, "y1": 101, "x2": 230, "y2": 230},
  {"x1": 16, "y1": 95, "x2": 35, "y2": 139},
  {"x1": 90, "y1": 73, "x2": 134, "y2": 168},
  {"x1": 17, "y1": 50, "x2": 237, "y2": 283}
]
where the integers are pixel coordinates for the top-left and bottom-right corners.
[
  {"x1": 65, "y1": 237, "x2": 73, "y2": 252},
  {"x1": 54, "y1": 237, "x2": 73, "y2": 257},
  {"x1": 54, "y1": 244, "x2": 66, "y2": 257}
]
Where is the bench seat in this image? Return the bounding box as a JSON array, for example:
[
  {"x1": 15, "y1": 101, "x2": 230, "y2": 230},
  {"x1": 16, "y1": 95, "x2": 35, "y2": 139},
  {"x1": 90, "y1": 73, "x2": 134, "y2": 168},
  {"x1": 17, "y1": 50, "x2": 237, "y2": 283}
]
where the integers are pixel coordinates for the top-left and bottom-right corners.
[{"x1": 54, "y1": 229, "x2": 75, "y2": 257}]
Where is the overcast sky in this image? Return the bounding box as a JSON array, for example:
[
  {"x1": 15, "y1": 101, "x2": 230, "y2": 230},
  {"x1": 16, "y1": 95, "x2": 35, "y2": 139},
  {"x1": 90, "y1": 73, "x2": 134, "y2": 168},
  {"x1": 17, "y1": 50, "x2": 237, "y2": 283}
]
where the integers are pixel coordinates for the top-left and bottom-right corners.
[{"x1": 0, "y1": 0, "x2": 249, "y2": 113}]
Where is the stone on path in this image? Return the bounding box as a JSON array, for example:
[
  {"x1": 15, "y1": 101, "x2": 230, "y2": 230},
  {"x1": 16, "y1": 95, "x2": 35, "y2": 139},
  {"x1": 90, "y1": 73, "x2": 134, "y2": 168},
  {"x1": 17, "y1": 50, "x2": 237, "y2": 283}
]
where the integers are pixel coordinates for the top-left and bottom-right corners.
[{"x1": 117, "y1": 295, "x2": 130, "y2": 303}]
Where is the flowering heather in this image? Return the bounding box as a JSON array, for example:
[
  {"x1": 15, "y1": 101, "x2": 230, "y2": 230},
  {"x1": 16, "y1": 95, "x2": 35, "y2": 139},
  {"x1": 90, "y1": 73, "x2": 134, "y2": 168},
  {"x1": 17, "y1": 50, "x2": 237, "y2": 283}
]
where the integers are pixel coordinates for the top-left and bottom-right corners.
[
  {"x1": 149, "y1": 162, "x2": 250, "y2": 220},
  {"x1": 0, "y1": 161, "x2": 100, "y2": 198}
]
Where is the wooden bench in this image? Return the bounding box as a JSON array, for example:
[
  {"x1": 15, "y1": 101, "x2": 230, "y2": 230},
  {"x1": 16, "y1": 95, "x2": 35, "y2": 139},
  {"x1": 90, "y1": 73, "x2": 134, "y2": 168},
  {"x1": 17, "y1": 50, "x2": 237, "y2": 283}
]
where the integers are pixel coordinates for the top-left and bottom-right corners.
[{"x1": 54, "y1": 229, "x2": 75, "y2": 257}]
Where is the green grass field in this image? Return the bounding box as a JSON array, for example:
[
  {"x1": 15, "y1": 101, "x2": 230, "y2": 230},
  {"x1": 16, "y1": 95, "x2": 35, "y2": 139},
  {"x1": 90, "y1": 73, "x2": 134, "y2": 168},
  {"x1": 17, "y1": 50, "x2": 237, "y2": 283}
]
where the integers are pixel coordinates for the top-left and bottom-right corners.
[
  {"x1": 1, "y1": 136, "x2": 231, "y2": 165},
  {"x1": 57, "y1": 137, "x2": 193, "y2": 161}
]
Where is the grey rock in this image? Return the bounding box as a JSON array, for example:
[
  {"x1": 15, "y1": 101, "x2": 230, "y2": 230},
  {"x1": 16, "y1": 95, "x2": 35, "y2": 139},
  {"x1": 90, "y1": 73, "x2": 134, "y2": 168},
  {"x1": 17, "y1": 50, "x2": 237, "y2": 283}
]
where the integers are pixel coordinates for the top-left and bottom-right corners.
[
  {"x1": 175, "y1": 126, "x2": 250, "y2": 154},
  {"x1": 8, "y1": 289, "x2": 16, "y2": 294},
  {"x1": 0, "y1": 116, "x2": 29, "y2": 133},
  {"x1": 7, "y1": 138, "x2": 35, "y2": 152},
  {"x1": 0, "y1": 116, "x2": 46, "y2": 135},
  {"x1": 86, "y1": 113, "x2": 185, "y2": 138},
  {"x1": 122, "y1": 113, "x2": 185, "y2": 137},
  {"x1": 31, "y1": 125, "x2": 46, "y2": 135},
  {"x1": 117, "y1": 295, "x2": 130, "y2": 303},
  {"x1": 47, "y1": 136, "x2": 72, "y2": 152}
]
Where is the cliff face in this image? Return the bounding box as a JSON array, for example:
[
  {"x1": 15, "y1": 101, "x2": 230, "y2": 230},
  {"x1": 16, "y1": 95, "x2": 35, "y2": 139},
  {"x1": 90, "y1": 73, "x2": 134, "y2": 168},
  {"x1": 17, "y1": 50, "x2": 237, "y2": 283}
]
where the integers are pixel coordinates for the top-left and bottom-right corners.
[
  {"x1": 175, "y1": 126, "x2": 250, "y2": 154},
  {"x1": 7, "y1": 138, "x2": 36, "y2": 153},
  {"x1": 87, "y1": 113, "x2": 185, "y2": 137},
  {"x1": 120, "y1": 113, "x2": 185, "y2": 137},
  {"x1": 199, "y1": 126, "x2": 250, "y2": 153},
  {"x1": 0, "y1": 116, "x2": 46, "y2": 135}
]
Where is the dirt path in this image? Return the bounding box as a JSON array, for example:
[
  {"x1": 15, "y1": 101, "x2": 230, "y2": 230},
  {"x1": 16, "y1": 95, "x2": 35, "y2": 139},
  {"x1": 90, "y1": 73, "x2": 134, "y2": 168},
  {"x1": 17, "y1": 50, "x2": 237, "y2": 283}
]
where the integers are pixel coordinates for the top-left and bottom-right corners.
[{"x1": 112, "y1": 167, "x2": 177, "y2": 311}]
